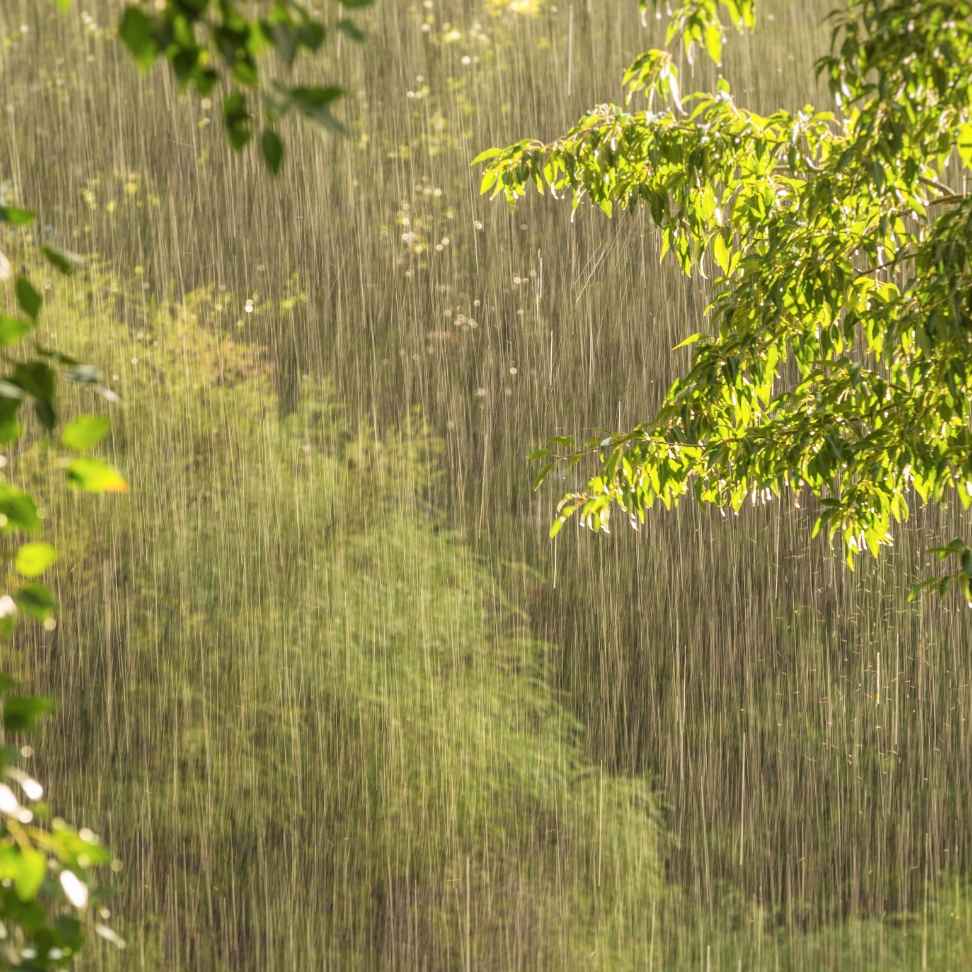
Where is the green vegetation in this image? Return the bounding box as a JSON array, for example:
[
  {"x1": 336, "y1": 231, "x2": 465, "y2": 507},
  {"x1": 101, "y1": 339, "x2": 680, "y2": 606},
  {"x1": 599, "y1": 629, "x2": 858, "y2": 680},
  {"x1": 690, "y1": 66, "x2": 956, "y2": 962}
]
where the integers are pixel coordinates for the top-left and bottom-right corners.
[
  {"x1": 481, "y1": 0, "x2": 972, "y2": 592},
  {"x1": 116, "y1": 0, "x2": 373, "y2": 170},
  {"x1": 3, "y1": 0, "x2": 972, "y2": 968},
  {"x1": 0, "y1": 0, "x2": 373, "y2": 961},
  {"x1": 39, "y1": 276, "x2": 660, "y2": 968}
]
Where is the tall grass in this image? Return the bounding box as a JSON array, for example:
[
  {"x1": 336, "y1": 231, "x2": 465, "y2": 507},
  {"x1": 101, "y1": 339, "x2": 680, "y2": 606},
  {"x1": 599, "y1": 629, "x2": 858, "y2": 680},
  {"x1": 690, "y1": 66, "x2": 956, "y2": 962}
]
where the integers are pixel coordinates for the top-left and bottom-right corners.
[{"x1": 2, "y1": 0, "x2": 972, "y2": 967}]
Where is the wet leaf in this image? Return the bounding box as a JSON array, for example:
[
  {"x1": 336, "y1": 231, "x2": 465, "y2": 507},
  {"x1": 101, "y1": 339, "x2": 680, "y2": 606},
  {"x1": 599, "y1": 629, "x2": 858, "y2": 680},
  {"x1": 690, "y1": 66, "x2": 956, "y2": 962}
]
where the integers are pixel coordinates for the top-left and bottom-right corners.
[
  {"x1": 15, "y1": 279, "x2": 41, "y2": 320},
  {"x1": 66, "y1": 457, "x2": 128, "y2": 493},
  {"x1": 62, "y1": 415, "x2": 110, "y2": 452},
  {"x1": 15, "y1": 543, "x2": 58, "y2": 579}
]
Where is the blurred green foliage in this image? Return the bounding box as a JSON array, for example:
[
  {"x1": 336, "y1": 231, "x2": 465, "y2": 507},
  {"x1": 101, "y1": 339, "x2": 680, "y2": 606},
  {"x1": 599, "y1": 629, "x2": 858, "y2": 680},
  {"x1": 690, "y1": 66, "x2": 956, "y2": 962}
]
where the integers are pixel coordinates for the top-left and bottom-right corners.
[{"x1": 34, "y1": 274, "x2": 662, "y2": 968}]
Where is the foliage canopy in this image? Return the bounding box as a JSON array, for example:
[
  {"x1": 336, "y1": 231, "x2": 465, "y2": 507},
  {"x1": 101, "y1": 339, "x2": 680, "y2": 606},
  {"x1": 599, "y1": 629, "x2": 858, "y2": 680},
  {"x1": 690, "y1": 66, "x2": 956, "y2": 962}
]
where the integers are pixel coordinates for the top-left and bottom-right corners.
[{"x1": 479, "y1": 0, "x2": 972, "y2": 600}]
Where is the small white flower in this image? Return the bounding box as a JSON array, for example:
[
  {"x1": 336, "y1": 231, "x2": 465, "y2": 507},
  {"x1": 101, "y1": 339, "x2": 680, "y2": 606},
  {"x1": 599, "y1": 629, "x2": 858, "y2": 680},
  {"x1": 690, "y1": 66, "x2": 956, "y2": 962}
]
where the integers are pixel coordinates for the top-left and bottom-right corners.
[
  {"x1": 60, "y1": 870, "x2": 88, "y2": 909},
  {"x1": 0, "y1": 785, "x2": 20, "y2": 815}
]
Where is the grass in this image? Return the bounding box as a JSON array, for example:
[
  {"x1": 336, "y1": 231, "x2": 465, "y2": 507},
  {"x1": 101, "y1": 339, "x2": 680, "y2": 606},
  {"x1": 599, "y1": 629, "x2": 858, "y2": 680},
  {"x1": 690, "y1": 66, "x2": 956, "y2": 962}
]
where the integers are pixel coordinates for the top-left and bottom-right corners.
[{"x1": 1, "y1": 0, "x2": 972, "y2": 967}]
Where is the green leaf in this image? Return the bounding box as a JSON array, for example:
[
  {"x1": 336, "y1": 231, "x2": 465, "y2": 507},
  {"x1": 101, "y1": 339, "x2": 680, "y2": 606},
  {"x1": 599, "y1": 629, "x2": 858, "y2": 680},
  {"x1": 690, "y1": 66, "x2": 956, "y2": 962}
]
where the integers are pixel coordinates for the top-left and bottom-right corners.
[
  {"x1": 712, "y1": 233, "x2": 731, "y2": 274},
  {"x1": 288, "y1": 86, "x2": 346, "y2": 134},
  {"x1": 13, "y1": 361, "x2": 56, "y2": 402},
  {"x1": 336, "y1": 18, "x2": 366, "y2": 42},
  {"x1": 532, "y1": 462, "x2": 556, "y2": 490},
  {"x1": 4, "y1": 694, "x2": 53, "y2": 733},
  {"x1": 119, "y1": 7, "x2": 158, "y2": 70},
  {"x1": 15, "y1": 278, "x2": 42, "y2": 320},
  {"x1": 0, "y1": 489, "x2": 37, "y2": 531},
  {"x1": 34, "y1": 398, "x2": 56, "y2": 432},
  {"x1": 672, "y1": 333, "x2": 702, "y2": 350},
  {"x1": 703, "y1": 20, "x2": 723, "y2": 65},
  {"x1": 66, "y1": 457, "x2": 128, "y2": 493},
  {"x1": 261, "y1": 129, "x2": 284, "y2": 175},
  {"x1": 0, "y1": 315, "x2": 33, "y2": 347},
  {"x1": 62, "y1": 414, "x2": 110, "y2": 452},
  {"x1": 223, "y1": 90, "x2": 252, "y2": 150},
  {"x1": 958, "y1": 122, "x2": 972, "y2": 170},
  {"x1": 15, "y1": 850, "x2": 46, "y2": 903},
  {"x1": 41, "y1": 245, "x2": 84, "y2": 275},
  {"x1": 471, "y1": 148, "x2": 504, "y2": 165},
  {"x1": 527, "y1": 448, "x2": 553, "y2": 461},
  {"x1": 15, "y1": 543, "x2": 58, "y2": 579},
  {"x1": 0, "y1": 207, "x2": 35, "y2": 226}
]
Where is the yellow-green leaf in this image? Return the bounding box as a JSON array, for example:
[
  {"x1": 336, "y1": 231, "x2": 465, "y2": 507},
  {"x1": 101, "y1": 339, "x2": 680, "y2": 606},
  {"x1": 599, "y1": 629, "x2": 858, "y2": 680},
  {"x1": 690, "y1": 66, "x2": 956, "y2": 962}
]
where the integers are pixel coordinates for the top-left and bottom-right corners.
[
  {"x1": 15, "y1": 542, "x2": 58, "y2": 578},
  {"x1": 703, "y1": 21, "x2": 723, "y2": 65},
  {"x1": 958, "y1": 122, "x2": 972, "y2": 169},
  {"x1": 15, "y1": 849, "x2": 46, "y2": 902},
  {"x1": 713, "y1": 233, "x2": 731, "y2": 274},
  {"x1": 62, "y1": 415, "x2": 110, "y2": 452},
  {"x1": 67, "y1": 458, "x2": 128, "y2": 493},
  {"x1": 0, "y1": 315, "x2": 32, "y2": 347}
]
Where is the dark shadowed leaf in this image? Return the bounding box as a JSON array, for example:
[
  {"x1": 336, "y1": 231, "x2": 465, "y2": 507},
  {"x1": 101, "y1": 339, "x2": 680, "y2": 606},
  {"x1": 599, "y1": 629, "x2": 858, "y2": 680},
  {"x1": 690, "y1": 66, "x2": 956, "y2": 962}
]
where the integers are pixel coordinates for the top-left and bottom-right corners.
[
  {"x1": 3, "y1": 694, "x2": 53, "y2": 732},
  {"x1": 261, "y1": 129, "x2": 284, "y2": 175},
  {"x1": 41, "y1": 245, "x2": 84, "y2": 275},
  {"x1": 119, "y1": 7, "x2": 158, "y2": 70},
  {"x1": 336, "y1": 19, "x2": 366, "y2": 42},
  {"x1": 14, "y1": 279, "x2": 41, "y2": 320},
  {"x1": 223, "y1": 90, "x2": 252, "y2": 150}
]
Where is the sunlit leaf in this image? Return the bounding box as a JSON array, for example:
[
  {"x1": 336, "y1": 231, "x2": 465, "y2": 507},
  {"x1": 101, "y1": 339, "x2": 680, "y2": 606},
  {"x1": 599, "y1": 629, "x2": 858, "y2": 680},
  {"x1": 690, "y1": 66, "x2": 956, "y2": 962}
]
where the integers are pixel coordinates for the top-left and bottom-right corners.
[
  {"x1": 0, "y1": 207, "x2": 35, "y2": 226},
  {"x1": 15, "y1": 543, "x2": 58, "y2": 579},
  {"x1": 67, "y1": 457, "x2": 128, "y2": 493},
  {"x1": 14, "y1": 849, "x2": 46, "y2": 902},
  {"x1": 0, "y1": 315, "x2": 33, "y2": 347},
  {"x1": 62, "y1": 415, "x2": 110, "y2": 452}
]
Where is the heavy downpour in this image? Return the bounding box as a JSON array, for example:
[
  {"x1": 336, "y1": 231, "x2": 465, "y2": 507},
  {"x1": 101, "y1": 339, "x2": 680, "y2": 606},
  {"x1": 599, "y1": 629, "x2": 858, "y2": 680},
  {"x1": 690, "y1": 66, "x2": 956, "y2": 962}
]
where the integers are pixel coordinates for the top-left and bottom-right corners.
[{"x1": 1, "y1": 0, "x2": 972, "y2": 969}]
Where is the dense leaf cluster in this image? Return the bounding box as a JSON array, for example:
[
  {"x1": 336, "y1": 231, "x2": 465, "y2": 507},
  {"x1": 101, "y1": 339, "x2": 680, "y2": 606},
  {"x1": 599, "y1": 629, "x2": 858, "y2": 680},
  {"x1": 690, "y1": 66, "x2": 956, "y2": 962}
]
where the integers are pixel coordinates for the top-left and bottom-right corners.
[
  {"x1": 0, "y1": 679, "x2": 117, "y2": 969},
  {"x1": 118, "y1": 0, "x2": 372, "y2": 172},
  {"x1": 480, "y1": 0, "x2": 972, "y2": 596}
]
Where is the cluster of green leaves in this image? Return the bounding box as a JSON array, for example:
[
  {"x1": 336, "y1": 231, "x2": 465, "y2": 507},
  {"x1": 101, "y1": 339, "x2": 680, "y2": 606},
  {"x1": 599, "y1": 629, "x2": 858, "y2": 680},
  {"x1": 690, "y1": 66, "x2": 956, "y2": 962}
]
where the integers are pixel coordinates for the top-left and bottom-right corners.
[
  {"x1": 0, "y1": 679, "x2": 119, "y2": 969},
  {"x1": 479, "y1": 0, "x2": 972, "y2": 594},
  {"x1": 0, "y1": 206, "x2": 126, "y2": 968},
  {"x1": 117, "y1": 0, "x2": 373, "y2": 173},
  {"x1": 0, "y1": 207, "x2": 127, "y2": 627},
  {"x1": 638, "y1": 0, "x2": 754, "y2": 67}
]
